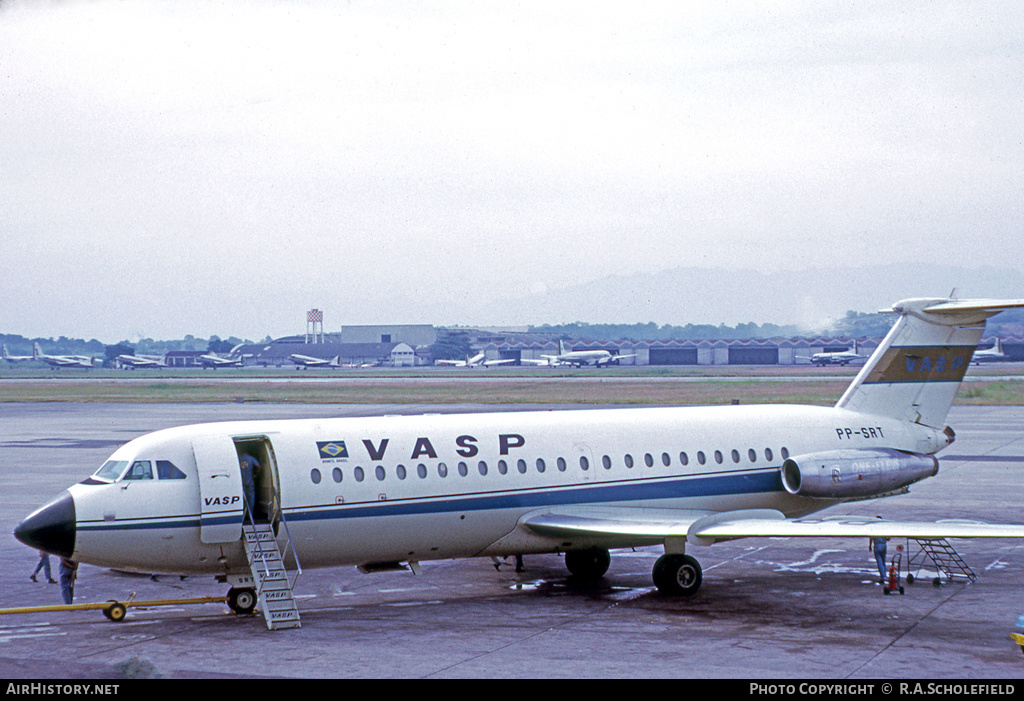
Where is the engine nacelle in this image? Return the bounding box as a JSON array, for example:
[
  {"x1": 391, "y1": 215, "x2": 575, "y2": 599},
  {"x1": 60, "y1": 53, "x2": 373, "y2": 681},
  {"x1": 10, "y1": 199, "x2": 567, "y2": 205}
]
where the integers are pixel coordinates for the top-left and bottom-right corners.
[{"x1": 781, "y1": 449, "x2": 938, "y2": 499}]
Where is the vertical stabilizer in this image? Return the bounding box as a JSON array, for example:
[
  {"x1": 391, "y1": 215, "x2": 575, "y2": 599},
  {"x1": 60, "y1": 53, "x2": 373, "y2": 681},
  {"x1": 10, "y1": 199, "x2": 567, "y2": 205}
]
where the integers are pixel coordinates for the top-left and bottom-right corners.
[{"x1": 836, "y1": 297, "x2": 1024, "y2": 429}]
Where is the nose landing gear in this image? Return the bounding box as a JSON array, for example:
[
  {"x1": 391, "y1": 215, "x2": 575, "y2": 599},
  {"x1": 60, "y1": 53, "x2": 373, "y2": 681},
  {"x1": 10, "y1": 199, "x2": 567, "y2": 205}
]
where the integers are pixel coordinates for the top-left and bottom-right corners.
[{"x1": 227, "y1": 587, "x2": 258, "y2": 615}]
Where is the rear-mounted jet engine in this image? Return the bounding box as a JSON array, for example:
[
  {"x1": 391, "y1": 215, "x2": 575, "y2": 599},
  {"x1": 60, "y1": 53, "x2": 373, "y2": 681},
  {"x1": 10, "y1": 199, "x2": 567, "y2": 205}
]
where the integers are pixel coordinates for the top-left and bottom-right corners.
[{"x1": 781, "y1": 449, "x2": 939, "y2": 499}]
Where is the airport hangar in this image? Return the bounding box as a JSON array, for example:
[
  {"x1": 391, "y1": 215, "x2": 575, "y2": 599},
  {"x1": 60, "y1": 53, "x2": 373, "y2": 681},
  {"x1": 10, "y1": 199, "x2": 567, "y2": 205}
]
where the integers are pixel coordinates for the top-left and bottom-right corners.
[{"x1": 199, "y1": 325, "x2": 1023, "y2": 368}]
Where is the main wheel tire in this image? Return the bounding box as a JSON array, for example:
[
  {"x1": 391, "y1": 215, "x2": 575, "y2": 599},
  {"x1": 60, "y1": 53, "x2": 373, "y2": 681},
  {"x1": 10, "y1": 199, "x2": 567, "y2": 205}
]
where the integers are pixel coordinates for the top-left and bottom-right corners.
[
  {"x1": 652, "y1": 554, "x2": 702, "y2": 597},
  {"x1": 564, "y1": 548, "x2": 611, "y2": 581},
  {"x1": 228, "y1": 587, "x2": 258, "y2": 615}
]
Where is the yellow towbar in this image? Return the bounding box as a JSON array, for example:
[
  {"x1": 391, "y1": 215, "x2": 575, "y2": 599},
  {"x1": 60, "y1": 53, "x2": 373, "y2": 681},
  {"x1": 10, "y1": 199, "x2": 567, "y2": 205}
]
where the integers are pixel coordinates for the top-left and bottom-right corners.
[{"x1": 0, "y1": 593, "x2": 229, "y2": 622}]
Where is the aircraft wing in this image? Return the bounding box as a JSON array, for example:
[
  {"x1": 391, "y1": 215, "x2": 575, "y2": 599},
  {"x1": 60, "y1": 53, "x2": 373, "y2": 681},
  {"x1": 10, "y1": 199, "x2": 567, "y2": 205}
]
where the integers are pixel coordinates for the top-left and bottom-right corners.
[
  {"x1": 690, "y1": 513, "x2": 1024, "y2": 543},
  {"x1": 519, "y1": 506, "x2": 1024, "y2": 548}
]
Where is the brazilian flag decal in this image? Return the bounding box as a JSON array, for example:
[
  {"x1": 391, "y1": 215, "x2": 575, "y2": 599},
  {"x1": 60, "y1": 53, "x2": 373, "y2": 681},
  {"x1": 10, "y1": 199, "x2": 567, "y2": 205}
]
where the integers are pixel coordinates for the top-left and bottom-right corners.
[{"x1": 317, "y1": 441, "x2": 349, "y2": 459}]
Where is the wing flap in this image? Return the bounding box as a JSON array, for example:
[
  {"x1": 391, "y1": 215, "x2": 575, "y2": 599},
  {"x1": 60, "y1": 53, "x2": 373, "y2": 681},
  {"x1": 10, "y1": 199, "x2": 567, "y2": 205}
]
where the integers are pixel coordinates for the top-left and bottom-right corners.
[{"x1": 521, "y1": 506, "x2": 715, "y2": 542}]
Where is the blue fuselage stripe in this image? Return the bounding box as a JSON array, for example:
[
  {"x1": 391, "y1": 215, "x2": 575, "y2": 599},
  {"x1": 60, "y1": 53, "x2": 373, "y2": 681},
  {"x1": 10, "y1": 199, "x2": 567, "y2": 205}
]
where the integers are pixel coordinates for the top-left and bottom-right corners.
[{"x1": 78, "y1": 469, "x2": 783, "y2": 532}]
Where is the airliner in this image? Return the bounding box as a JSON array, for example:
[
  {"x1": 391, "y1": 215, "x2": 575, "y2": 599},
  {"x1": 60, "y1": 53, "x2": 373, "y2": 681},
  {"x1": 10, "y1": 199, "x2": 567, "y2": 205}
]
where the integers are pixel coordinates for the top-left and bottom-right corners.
[
  {"x1": 289, "y1": 353, "x2": 341, "y2": 368},
  {"x1": 798, "y1": 340, "x2": 867, "y2": 366},
  {"x1": 525, "y1": 340, "x2": 637, "y2": 367},
  {"x1": 199, "y1": 353, "x2": 245, "y2": 368},
  {"x1": 971, "y1": 338, "x2": 1008, "y2": 364},
  {"x1": 33, "y1": 342, "x2": 100, "y2": 369},
  {"x1": 2, "y1": 344, "x2": 34, "y2": 363},
  {"x1": 436, "y1": 353, "x2": 515, "y2": 368},
  {"x1": 15, "y1": 296, "x2": 1024, "y2": 625},
  {"x1": 117, "y1": 354, "x2": 168, "y2": 369}
]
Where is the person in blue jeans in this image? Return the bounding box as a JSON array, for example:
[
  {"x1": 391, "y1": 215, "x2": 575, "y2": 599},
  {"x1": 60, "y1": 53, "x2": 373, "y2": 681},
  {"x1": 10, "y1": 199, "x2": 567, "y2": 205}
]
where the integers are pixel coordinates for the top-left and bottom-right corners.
[
  {"x1": 59, "y1": 558, "x2": 78, "y2": 604},
  {"x1": 870, "y1": 536, "x2": 889, "y2": 584},
  {"x1": 31, "y1": 550, "x2": 56, "y2": 583},
  {"x1": 239, "y1": 453, "x2": 259, "y2": 522}
]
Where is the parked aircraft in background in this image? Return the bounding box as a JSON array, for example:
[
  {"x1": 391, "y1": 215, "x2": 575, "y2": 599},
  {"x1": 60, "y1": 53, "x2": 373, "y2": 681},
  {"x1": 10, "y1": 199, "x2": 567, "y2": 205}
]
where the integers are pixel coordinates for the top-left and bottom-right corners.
[
  {"x1": 289, "y1": 353, "x2": 342, "y2": 368},
  {"x1": 199, "y1": 353, "x2": 244, "y2": 368},
  {"x1": 33, "y1": 343, "x2": 99, "y2": 369},
  {"x1": 15, "y1": 296, "x2": 1024, "y2": 630},
  {"x1": 2, "y1": 344, "x2": 34, "y2": 363},
  {"x1": 971, "y1": 338, "x2": 1008, "y2": 364},
  {"x1": 798, "y1": 340, "x2": 867, "y2": 366},
  {"x1": 527, "y1": 340, "x2": 636, "y2": 368},
  {"x1": 436, "y1": 353, "x2": 515, "y2": 368},
  {"x1": 116, "y1": 354, "x2": 168, "y2": 369}
]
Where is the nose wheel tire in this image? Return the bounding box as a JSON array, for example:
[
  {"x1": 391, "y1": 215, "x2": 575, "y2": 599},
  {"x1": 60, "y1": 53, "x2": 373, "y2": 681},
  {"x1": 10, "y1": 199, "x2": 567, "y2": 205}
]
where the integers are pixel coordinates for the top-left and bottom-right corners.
[
  {"x1": 227, "y1": 587, "x2": 258, "y2": 615},
  {"x1": 653, "y1": 554, "x2": 702, "y2": 597}
]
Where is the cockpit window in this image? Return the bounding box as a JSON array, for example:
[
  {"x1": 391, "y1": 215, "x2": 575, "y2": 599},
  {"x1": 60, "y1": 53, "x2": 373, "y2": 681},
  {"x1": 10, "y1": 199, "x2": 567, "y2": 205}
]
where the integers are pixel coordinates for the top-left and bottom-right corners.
[
  {"x1": 157, "y1": 460, "x2": 186, "y2": 480},
  {"x1": 122, "y1": 460, "x2": 153, "y2": 480},
  {"x1": 93, "y1": 460, "x2": 128, "y2": 482}
]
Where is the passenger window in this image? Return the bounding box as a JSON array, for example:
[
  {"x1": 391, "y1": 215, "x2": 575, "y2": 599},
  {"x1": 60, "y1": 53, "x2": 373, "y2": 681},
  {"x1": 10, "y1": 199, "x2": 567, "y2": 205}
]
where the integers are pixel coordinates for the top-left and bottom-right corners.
[
  {"x1": 679, "y1": 452, "x2": 688, "y2": 466},
  {"x1": 536, "y1": 458, "x2": 546, "y2": 473},
  {"x1": 661, "y1": 452, "x2": 671, "y2": 467},
  {"x1": 517, "y1": 459, "x2": 527, "y2": 474},
  {"x1": 375, "y1": 466, "x2": 386, "y2": 481},
  {"x1": 332, "y1": 467, "x2": 343, "y2": 483},
  {"x1": 579, "y1": 456, "x2": 589, "y2": 471},
  {"x1": 458, "y1": 462, "x2": 468, "y2": 477},
  {"x1": 557, "y1": 457, "x2": 567, "y2": 472},
  {"x1": 124, "y1": 460, "x2": 153, "y2": 480},
  {"x1": 498, "y1": 460, "x2": 508, "y2": 475},
  {"x1": 438, "y1": 463, "x2": 448, "y2": 478},
  {"x1": 157, "y1": 460, "x2": 186, "y2": 479},
  {"x1": 396, "y1": 464, "x2": 407, "y2": 480},
  {"x1": 624, "y1": 454, "x2": 634, "y2": 468},
  {"x1": 602, "y1": 455, "x2": 612, "y2": 470},
  {"x1": 697, "y1": 451, "x2": 706, "y2": 465},
  {"x1": 748, "y1": 449, "x2": 757, "y2": 463},
  {"x1": 731, "y1": 449, "x2": 740, "y2": 464},
  {"x1": 417, "y1": 463, "x2": 427, "y2": 479},
  {"x1": 781, "y1": 447, "x2": 790, "y2": 459},
  {"x1": 714, "y1": 450, "x2": 723, "y2": 464},
  {"x1": 354, "y1": 467, "x2": 365, "y2": 482},
  {"x1": 644, "y1": 453, "x2": 654, "y2": 467},
  {"x1": 764, "y1": 448, "x2": 774, "y2": 462},
  {"x1": 311, "y1": 468, "x2": 322, "y2": 484},
  {"x1": 478, "y1": 461, "x2": 487, "y2": 476}
]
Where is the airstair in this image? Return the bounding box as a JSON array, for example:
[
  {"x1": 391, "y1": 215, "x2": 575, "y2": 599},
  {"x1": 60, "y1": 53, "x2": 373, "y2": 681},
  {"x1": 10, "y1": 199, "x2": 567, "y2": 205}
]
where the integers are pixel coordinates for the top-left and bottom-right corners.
[
  {"x1": 241, "y1": 496, "x2": 302, "y2": 629},
  {"x1": 906, "y1": 538, "x2": 977, "y2": 586}
]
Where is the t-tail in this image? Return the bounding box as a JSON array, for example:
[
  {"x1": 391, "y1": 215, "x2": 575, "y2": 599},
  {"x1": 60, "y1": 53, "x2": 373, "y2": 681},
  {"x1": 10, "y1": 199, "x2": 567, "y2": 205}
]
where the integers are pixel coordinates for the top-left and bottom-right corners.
[{"x1": 836, "y1": 297, "x2": 1024, "y2": 430}]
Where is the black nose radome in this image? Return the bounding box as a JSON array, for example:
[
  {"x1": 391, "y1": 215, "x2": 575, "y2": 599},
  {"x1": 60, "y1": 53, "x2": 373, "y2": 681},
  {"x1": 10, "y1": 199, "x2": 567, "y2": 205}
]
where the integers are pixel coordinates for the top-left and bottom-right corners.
[{"x1": 14, "y1": 490, "x2": 76, "y2": 559}]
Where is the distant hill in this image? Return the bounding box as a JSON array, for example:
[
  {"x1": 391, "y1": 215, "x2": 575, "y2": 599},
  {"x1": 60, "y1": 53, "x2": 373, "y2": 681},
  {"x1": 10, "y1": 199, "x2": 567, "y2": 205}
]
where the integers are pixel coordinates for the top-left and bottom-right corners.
[{"x1": 461, "y1": 263, "x2": 1024, "y2": 332}]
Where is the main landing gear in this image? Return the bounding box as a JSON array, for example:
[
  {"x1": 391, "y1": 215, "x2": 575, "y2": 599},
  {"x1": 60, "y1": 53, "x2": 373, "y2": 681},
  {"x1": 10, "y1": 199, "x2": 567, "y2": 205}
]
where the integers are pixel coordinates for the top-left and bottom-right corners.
[
  {"x1": 563, "y1": 548, "x2": 704, "y2": 597},
  {"x1": 652, "y1": 553, "x2": 702, "y2": 596}
]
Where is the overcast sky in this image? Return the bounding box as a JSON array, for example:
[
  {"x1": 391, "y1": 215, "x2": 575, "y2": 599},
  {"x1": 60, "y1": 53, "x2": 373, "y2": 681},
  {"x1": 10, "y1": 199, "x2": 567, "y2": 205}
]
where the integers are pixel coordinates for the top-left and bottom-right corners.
[{"x1": 2, "y1": 1, "x2": 1022, "y2": 342}]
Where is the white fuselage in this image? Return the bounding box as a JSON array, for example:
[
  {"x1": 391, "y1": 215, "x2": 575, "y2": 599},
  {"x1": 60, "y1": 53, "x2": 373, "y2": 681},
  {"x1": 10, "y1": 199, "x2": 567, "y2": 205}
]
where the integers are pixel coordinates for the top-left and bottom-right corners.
[{"x1": 66, "y1": 403, "x2": 943, "y2": 576}]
